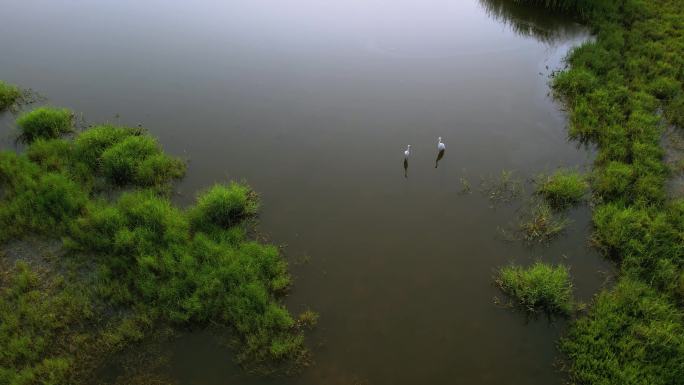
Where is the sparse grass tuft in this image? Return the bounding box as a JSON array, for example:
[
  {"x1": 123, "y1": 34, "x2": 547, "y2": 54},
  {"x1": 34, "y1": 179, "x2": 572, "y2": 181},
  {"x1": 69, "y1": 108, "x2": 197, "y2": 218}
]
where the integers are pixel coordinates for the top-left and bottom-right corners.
[
  {"x1": 496, "y1": 262, "x2": 574, "y2": 315},
  {"x1": 297, "y1": 310, "x2": 319, "y2": 329},
  {"x1": 480, "y1": 170, "x2": 523, "y2": 204},
  {"x1": 518, "y1": 201, "x2": 569, "y2": 243},
  {"x1": 16, "y1": 107, "x2": 73, "y2": 143}
]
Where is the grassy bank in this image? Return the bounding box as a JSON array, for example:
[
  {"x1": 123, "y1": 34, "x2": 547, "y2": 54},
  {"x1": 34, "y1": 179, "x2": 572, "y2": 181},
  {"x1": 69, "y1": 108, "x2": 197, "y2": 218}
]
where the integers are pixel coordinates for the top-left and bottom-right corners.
[
  {"x1": 512, "y1": 0, "x2": 684, "y2": 383},
  {"x1": 0, "y1": 104, "x2": 312, "y2": 384}
]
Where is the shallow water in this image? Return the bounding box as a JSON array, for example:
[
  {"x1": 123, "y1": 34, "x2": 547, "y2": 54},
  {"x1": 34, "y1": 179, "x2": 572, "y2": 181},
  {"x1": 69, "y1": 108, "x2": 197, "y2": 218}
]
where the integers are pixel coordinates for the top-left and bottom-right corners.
[{"x1": 0, "y1": 0, "x2": 612, "y2": 384}]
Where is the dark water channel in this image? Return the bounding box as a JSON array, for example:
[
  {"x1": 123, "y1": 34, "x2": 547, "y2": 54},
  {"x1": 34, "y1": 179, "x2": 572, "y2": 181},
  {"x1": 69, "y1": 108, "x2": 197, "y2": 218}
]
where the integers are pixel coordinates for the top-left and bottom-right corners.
[{"x1": 0, "y1": 0, "x2": 613, "y2": 384}]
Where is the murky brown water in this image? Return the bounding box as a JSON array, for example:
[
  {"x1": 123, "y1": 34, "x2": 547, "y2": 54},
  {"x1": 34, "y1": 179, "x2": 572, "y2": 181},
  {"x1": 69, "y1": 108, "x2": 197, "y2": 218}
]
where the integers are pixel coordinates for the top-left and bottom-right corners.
[{"x1": 0, "y1": 0, "x2": 612, "y2": 384}]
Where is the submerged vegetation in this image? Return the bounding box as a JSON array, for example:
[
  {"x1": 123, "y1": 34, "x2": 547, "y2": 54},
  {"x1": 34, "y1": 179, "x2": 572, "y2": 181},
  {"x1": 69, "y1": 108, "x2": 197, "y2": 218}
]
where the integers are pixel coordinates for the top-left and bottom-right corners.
[
  {"x1": 479, "y1": 169, "x2": 524, "y2": 204},
  {"x1": 0, "y1": 103, "x2": 311, "y2": 384},
  {"x1": 510, "y1": 0, "x2": 684, "y2": 383},
  {"x1": 496, "y1": 262, "x2": 574, "y2": 315}
]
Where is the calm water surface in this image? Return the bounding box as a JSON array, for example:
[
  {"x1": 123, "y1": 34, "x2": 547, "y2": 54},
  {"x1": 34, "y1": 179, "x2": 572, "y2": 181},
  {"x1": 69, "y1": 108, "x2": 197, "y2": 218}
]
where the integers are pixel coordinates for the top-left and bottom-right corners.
[{"x1": 0, "y1": 1, "x2": 612, "y2": 384}]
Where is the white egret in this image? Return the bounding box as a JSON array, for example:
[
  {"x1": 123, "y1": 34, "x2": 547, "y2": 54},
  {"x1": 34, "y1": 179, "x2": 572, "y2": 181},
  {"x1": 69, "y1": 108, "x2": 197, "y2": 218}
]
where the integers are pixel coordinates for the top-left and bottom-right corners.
[
  {"x1": 437, "y1": 137, "x2": 446, "y2": 151},
  {"x1": 404, "y1": 145, "x2": 411, "y2": 158}
]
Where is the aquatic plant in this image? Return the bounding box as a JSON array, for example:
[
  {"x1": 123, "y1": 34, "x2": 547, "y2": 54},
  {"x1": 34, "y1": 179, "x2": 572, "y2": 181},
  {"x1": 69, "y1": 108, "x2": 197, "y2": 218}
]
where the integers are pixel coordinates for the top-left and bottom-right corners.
[
  {"x1": 0, "y1": 80, "x2": 21, "y2": 110},
  {"x1": 496, "y1": 262, "x2": 574, "y2": 315},
  {"x1": 16, "y1": 107, "x2": 73, "y2": 143},
  {"x1": 535, "y1": 168, "x2": 588, "y2": 209}
]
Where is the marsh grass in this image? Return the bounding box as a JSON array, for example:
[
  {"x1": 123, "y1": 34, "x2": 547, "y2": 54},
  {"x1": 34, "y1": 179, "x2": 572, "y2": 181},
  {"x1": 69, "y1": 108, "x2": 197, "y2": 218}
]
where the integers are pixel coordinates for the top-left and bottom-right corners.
[
  {"x1": 495, "y1": 262, "x2": 574, "y2": 315},
  {"x1": 16, "y1": 107, "x2": 74, "y2": 143},
  {"x1": 535, "y1": 168, "x2": 588, "y2": 209}
]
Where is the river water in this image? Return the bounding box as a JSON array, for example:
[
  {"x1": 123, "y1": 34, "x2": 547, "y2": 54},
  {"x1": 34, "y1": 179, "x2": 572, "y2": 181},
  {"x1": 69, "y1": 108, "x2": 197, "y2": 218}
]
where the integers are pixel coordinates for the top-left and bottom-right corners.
[{"x1": 0, "y1": 0, "x2": 612, "y2": 384}]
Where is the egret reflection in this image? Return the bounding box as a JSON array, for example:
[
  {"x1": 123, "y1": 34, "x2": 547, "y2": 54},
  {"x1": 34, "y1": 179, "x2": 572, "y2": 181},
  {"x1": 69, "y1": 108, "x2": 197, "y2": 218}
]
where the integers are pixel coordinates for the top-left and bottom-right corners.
[{"x1": 435, "y1": 149, "x2": 445, "y2": 168}]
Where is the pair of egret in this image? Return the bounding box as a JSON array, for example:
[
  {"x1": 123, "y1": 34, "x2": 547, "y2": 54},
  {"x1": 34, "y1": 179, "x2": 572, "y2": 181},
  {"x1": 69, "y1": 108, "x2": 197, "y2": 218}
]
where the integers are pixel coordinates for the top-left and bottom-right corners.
[{"x1": 404, "y1": 137, "x2": 445, "y2": 158}]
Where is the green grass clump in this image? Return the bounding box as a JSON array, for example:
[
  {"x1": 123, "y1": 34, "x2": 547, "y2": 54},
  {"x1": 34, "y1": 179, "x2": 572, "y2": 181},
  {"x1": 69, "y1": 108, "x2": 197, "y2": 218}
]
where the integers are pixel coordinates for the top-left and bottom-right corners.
[
  {"x1": 70, "y1": 125, "x2": 185, "y2": 188},
  {"x1": 189, "y1": 183, "x2": 259, "y2": 233},
  {"x1": 496, "y1": 262, "x2": 574, "y2": 315},
  {"x1": 16, "y1": 107, "x2": 73, "y2": 143},
  {"x1": 72, "y1": 124, "x2": 141, "y2": 166},
  {"x1": 100, "y1": 135, "x2": 184, "y2": 186},
  {"x1": 535, "y1": 169, "x2": 588, "y2": 209},
  {"x1": 0, "y1": 80, "x2": 22, "y2": 110}
]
